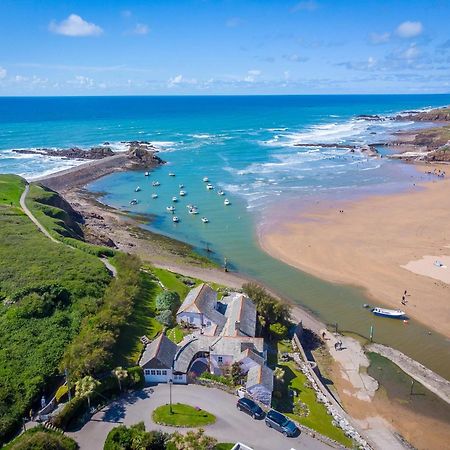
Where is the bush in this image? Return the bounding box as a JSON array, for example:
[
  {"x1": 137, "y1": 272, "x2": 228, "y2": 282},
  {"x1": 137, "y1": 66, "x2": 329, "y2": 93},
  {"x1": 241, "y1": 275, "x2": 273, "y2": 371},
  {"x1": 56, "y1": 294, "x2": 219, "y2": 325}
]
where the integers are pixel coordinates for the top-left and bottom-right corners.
[
  {"x1": 156, "y1": 310, "x2": 175, "y2": 327},
  {"x1": 155, "y1": 291, "x2": 180, "y2": 313},
  {"x1": 104, "y1": 423, "x2": 168, "y2": 450},
  {"x1": 51, "y1": 397, "x2": 86, "y2": 430},
  {"x1": 269, "y1": 322, "x2": 288, "y2": 340},
  {"x1": 127, "y1": 366, "x2": 145, "y2": 389},
  {"x1": 199, "y1": 371, "x2": 234, "y2": 387},
  {"x1": 5, "y1": 426, "x2": 78, "y2": 450}
]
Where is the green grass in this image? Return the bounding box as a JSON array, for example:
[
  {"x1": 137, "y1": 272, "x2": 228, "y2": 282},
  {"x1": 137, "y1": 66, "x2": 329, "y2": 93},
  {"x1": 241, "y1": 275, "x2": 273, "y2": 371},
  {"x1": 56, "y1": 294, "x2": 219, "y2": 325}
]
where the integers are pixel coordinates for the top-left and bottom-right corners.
[
  {"x1": 166, "y1": 325, "x2": 186, "y2": 344},
  {"x1": 0, "y1": 174, "x2": 25, "y2": 207},
  {"x1": 277, "y1": 339, "x2": 293, "y2": 354},
  {"x1": 151, "y1": 267, "x2": 192, "y2": 298},
  {"x1": 112, "y1": 270, "x2": 163, "y2": 366},
  {"x1": 0, "y1": 176, "x2": 111, "y2": 444},
  {"x1": 273, "y1": 362, "x2": 352, "y2": 447},
  {"x1": 152, "y1": 403, "x2": 216, "y2": 427},
  {"x1": 214, "y1": 444, "x2": 234, "y2": 450}
]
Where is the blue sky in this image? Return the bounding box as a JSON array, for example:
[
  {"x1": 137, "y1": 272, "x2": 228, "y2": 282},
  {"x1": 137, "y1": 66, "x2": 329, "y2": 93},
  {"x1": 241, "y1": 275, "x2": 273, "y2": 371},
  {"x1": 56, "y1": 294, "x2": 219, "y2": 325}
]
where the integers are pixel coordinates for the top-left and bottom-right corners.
[{"x1": 0, "y1": 0, "x2": 449, "y2": 95}]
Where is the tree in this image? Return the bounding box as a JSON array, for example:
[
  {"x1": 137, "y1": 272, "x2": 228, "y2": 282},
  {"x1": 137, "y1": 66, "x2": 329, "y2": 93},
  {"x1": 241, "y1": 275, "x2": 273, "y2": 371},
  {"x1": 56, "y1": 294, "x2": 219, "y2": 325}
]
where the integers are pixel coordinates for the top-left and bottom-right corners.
[
  {"x1": 156, "y1": 291, "x2": 180, "y2": 313},
  {"x1": 231, "y1": 362, "x2": 244, "y2": 386},
  {"x1": 113, "y1": 367, "x2": 128, "y2": 392},
  {"x1": 269, "y1": 322, "x2": 288, "y2": 340},
  {"x1": 169, "y1": 429, "x2": 217, "y2": 450},
  {"x1": 156, "y1": 309, "x2": 175, "y2": 327},
  {"x1": 75, "y1": 375, "x2": 99, "y2": 410}
]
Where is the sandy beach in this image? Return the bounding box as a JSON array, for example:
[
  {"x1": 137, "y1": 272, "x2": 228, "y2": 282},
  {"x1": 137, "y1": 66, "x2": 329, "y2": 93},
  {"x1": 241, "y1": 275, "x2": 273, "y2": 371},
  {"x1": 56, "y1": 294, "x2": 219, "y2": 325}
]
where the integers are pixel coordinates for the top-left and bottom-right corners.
[{"x1": 261, "y1": 169, "x2": 450, "y2": 338}]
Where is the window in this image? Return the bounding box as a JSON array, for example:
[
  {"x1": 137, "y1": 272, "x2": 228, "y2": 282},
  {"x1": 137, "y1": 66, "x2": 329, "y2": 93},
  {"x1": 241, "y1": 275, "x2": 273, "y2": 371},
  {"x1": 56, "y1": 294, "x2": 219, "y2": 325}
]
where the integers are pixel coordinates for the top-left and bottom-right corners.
[
  {"x1": 162, "y1": 370, "x2": 167, "y2": 375},
  {"x1": 150, "y1": 370, "x2": 156, "y2": 375},
  {"x1": 206, "y1": 321, "x2": 211, "y2": 327},
  {"x1": 144, "y1": 369, "x2": 150, "y2": 375},
  {"x1": 189, "y1": 316, "x2": 194, "y2": 323},
  {"x1": 156, "y1": 370, "x2": 161, "y2": 375},
  {"x1": 218, "y1": 356, "x2": 223, "y2": 363}
]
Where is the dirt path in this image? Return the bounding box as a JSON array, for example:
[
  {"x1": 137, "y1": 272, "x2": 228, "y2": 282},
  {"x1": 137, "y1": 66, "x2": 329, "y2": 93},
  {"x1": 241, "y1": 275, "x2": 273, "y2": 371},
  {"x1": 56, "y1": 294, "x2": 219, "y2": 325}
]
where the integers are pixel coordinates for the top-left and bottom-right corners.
[{"x1": 19, "y1": 183, "x2": 59, "y2": 243}]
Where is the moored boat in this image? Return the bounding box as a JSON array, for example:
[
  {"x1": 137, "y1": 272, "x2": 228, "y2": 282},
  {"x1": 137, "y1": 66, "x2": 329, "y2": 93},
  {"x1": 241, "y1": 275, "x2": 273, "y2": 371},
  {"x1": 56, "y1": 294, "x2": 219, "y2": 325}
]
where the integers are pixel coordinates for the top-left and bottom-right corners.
[
  {"x1": 152, "y1": 193, "x2": 158, "y2": 199},
  {"x1": 217, "y1": 190, "x2": 225, "y2": 196},
  {"x1": 152, "y1": 181, "x2": 160, "y2": 186},
  {"x1": 169, "y1": 172, "x2": 175, "y2": 177},
  {"x1": 189, "y1": 207, "x2": 199, "y2": 215},
  {"x1": 206, "y1": 183, "x2": 214, "y2": 190},
  {"x1": 224, "y1": 198, "x2": 231, "y2": 206},
  {"x1": 201, "y1": 217, "x2": 209, "y2": 223},
  {"x1": 166, "y1": 206, "x2": 175, "y2": 212},
  {"x1": 135, "y1": 186, "x2": 141, "y2": 192},
  {"x1": 144, "y1": 171, "x2": 149, "y2": 176},
  {"x1": 129, "y1": 199, "x2": 138, "y2": 205},
  {"x1": 179, "y1": 190, "x2": 186, "y2": 196},
  {"x1": 172, "y1": 196, "x2": 178, "y2": 202},
  {"x1": 203, "y1": 176, "x2": 209, "y2": 182},
  {"x1": 371, "y1": 307, "x2": 406, "y2": 319},
  {"x1": 172, "y1": 216, "x2": 179, "y2": 222}
]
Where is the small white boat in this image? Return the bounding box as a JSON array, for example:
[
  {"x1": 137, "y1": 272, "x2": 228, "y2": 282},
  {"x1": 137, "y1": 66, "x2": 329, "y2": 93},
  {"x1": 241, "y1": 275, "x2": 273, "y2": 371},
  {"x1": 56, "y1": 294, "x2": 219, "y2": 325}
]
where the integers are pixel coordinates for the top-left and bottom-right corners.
[
  {"x1": 152, "y1": 181, "x2": 160, "y2": 187},
  {"x1": 186, "y1": 204, "x2": 193, "y2": 209},
  {"x1": 144, "y1": 171, "x2": 149, "y2": 176},
  {"x1": 203, "y1": 177, "x2": 209, "y2": 182},
  {"x1": 166, "y1": 206, "x2": 175, "y2": 212},
  {"x1": 169, "y1": 172, "x2": 175, "y2": 177},
  {"x1": 217, "y1": 190, "x2": 225, "y2": 196},
  {"x1": 172, "y1": 216, "x2": 179, "y2": 222},
  {"x1": 179, "y1": 184, "x2": 184, "y2": 189},
  {"x1": 152, "y1": 193, "x2": 158, "y2": 199},
  {"x1": 224, "y1": 198, "x2": 231, "y2": 206},
  {"x1": 179, "y1": 190, "x2": 186, "y2": 196},
  {"x1": 172, "y1": 196, "x2": 178, "y2": 202},
  {"x1": 129, "y1": 199, "x2": 138, "y2": 205},
  {"x1": 201, "y1": 217, "x2": 209, "y2": 223},
  {"x1": 206, "y1": 183, "x2": 214, "y2": 190},
  {"x1": 372, "y1": 307, "x2": 406, "y2": 319},
  {"x1": 189, "y1": 208, "x2": 199, "y2": 215},
  {"x1": 135, "y1": 186, "x2": 141, "y2": 192}
]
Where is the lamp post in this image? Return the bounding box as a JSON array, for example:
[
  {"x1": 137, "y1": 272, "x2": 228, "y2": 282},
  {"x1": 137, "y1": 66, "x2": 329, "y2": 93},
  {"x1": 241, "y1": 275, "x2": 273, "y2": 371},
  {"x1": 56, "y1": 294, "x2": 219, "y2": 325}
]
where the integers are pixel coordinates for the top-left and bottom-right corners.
[{"x1": 169, "y1": 378, "x2": 173, "y2": 414}]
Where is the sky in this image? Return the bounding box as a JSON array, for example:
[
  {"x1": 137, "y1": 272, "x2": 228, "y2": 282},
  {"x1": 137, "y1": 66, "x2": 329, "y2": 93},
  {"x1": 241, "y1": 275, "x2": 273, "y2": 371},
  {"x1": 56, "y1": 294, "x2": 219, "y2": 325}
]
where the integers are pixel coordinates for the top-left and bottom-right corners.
[{"x1": 0, "y1": 0, "x2": 449, "y2": 95}]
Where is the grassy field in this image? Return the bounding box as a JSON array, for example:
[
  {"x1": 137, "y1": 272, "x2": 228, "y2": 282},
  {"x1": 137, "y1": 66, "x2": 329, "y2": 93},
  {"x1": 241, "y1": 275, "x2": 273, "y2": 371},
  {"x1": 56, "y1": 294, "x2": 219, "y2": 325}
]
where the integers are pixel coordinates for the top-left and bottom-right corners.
[
  {"x1": 0, "y1": 175, "x2": 111, "y2": 444},
  {"x1": 151, "y1": 267, "x2": 192, "y2": 298},
  {"x1": 0, "y1": 174, "x2": 25, "y2": 207},
  {"x1": 273, "y1": 361, "x2": 352, "y2": 447},
  {"x1": 112, "y1": 270, "x2": 163, "y2": 367},
  {"x1": 166, "y1": 325, "x2": 186, "y2": 344},
  {"x1": 152, "y1": 403, "x2": 216, "y2": 427}
]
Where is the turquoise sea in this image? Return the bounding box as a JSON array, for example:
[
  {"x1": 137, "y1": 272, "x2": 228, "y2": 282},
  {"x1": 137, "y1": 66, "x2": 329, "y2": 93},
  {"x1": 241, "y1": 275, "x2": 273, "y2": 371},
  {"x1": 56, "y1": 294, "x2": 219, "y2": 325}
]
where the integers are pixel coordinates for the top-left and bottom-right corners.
[{"x1": 1, "y1": 95, "x2": 450, "y2": 378}]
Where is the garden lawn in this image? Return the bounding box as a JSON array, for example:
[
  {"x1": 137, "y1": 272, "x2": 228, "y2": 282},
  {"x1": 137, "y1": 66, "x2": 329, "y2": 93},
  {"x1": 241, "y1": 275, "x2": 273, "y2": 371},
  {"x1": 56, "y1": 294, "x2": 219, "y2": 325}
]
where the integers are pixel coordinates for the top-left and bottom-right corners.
[
  {"x1": 152, "y1": 403, "x2": 216, "y2": 427},
  {"x1": 274, "y1": 362, "x2": 352, "y2": 447},
  {"x1": 112, "y1": 271, "x2": 163, "y2": 367},
  {"x1": 151, "y1": 268, "x2": 191, "y2": 298},
  {"x1": 166, "y1": 325, "x2": 185, "y2": 344}
]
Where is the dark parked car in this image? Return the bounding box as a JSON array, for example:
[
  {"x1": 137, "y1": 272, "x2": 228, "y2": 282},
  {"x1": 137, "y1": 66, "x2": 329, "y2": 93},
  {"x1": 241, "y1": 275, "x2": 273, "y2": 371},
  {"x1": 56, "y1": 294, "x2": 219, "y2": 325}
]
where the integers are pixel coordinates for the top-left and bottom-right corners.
[
  {"x1": 264, "y1": 409, "x2": 299, "y2": 437},
  {"x1": 236, "y1": 397, "x2": 265, "y2": 419}
]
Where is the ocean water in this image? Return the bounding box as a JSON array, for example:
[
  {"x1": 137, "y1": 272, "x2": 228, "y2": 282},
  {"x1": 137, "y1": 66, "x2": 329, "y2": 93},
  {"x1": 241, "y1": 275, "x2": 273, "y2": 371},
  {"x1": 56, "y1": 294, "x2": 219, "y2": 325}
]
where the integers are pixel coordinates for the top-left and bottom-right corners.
[{"x1": 1, "y1": 95, "x2": 450, "y2": 379}]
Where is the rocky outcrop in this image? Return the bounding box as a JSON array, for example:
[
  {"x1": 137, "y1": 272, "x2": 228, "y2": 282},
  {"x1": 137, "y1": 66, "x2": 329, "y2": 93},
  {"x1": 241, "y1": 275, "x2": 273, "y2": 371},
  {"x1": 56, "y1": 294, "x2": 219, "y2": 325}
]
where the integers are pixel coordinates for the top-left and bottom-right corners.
[
  {"x1": 396, "y1": 107, "x2": 450, "y2": 122},
  {"x1": 14, "y1": 146, "x2": 114, "y2": 159},
  {"x1": 424, "y1": 146, "x2": 450, "y2": 162}
]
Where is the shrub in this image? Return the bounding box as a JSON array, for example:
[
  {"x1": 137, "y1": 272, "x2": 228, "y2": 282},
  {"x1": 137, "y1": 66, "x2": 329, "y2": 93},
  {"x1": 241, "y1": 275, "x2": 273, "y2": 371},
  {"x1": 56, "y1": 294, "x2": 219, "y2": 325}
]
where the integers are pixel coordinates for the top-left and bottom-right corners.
[
  {"x1": 127, "y1": 366, "x2": 145, "y2": 389},
  {"x1": 269, "y1": 322, "x2": 288, "y2": 340},
  {"x1": 157, "y1": 310, "x2": 175, "y2": 327},
  {"x1": 5, "y1": 426, "x2": 78, "y2": 450},
  {"x1": 155, "y1": 291, "x2": 180, "y2": 313},
  {"x1": 199, "y1": 371, "x2": 234, "y2": 387},
  {"x1": 104, "y1": 423, "x2": 168, "y2": 450},
  {"x1": 51, "y1": 397, "x2": 86, "y2": 430}
]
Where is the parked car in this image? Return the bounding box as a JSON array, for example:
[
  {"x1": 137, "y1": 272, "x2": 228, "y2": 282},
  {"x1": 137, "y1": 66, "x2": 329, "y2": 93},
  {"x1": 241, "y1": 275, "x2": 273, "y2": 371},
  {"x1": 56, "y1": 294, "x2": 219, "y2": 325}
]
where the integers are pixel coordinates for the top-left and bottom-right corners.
[
  {"x1": 236, "y1": 397, "x2": 265, "y2": 419},
  {"x1": 265, "y1": 409, "x2": 299, "y2": 437}
]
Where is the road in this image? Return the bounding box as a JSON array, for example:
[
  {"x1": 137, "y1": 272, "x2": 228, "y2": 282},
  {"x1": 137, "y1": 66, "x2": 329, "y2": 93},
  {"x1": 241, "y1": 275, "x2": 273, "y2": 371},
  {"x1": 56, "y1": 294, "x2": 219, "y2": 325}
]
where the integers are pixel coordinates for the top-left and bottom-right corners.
[{"x1": 69, "y1": 384, "x2": 336, "y2": 450}]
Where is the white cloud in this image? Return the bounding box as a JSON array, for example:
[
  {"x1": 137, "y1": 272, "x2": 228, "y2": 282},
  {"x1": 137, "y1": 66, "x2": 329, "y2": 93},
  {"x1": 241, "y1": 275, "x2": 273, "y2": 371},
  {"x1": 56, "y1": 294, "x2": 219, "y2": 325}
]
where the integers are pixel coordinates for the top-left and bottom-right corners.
[
  {"x1": 121, "y1": 10, "x2": 132, "y2": 18},
  {"x1": 369, "y1": 32, "x2": 390, "y2": 44},
  {"x1": 0, "y1": 67, "x2": 6, "y2": 79},
  {"x1": 291, "y1": 1, "x2": 319, "y2": 12},
  {"x1": 132, "y1": 23, "x2": 150, "y2": 35},
  {"x1": 49, "y1": 14, "x2": 103, "y2": 37},
  {"x1": 400, "y1": 44, "x2": 420, "y2": 61},
  {"x1": 396, "y1": 21, "x2": 423, "y2": 38},
  {"x1": 68, "y1": 75, "x2": 95, "y2": 87},
  {"x1": 226, "y1": 17, "x2": 242, "y2": 28},
  {"x1": 283, "y1": 53, "x2": 309, "y2": 62},
  {"x1": 244, "y1": 69, "x2": 262, "y2": 82},
  {"x1": 167, "y1": 74, "x2": 197, "y2": 88}
]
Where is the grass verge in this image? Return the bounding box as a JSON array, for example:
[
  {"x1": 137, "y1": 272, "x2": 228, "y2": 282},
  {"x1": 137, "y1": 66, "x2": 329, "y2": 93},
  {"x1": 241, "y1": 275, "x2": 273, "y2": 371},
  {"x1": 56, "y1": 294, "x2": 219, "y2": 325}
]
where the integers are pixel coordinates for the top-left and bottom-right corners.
[{"x1": 152, "y1": 403, "x2": 216, "y2": 427}]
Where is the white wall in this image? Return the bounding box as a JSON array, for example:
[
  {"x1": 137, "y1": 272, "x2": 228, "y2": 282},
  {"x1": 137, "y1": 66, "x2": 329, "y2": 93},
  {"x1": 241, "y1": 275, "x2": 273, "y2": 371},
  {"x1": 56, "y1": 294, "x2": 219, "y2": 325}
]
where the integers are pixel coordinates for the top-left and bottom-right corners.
[
  {"x1": 210, "y1": 354, "x2": 234, "y2": 375},
  {"x1": 143, "y1": 368, "x2": 172, "y2": 384}
]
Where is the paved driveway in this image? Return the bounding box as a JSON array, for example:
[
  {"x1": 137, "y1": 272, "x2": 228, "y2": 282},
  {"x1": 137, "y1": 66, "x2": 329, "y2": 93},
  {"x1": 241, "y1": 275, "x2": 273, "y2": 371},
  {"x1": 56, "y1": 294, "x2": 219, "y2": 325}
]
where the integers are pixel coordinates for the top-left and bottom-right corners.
[{"x1": 69, "y1": 384, "x2": 334, "y2": 450}]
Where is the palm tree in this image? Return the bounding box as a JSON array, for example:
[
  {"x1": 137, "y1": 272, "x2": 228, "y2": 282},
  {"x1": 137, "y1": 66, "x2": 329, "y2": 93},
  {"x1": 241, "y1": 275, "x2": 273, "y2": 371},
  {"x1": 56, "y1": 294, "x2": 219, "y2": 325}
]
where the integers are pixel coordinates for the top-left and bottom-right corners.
[
  {"x1": 113, "y1": 367, "x2": 128, "y2": 392},
  {"x1": 75, "y1": 375, "x2": 99, "y2": 410}
]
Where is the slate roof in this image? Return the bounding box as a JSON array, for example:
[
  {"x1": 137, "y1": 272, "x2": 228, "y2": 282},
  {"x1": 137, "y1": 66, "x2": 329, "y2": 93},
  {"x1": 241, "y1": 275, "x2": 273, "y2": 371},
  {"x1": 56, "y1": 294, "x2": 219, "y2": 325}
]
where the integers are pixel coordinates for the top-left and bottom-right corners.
[
  {"x1": 222, "y1": 294, "x2": 257, "y2": 337},
  {"x1": 177, "y1": 284, "x2": 227, "y2": 331},
  {"x1": 246, "y1": 364, "x2": 274, "y2": 392},
  {"x1": 139, "y1": 334, "x2": 178, "y2": 370}
]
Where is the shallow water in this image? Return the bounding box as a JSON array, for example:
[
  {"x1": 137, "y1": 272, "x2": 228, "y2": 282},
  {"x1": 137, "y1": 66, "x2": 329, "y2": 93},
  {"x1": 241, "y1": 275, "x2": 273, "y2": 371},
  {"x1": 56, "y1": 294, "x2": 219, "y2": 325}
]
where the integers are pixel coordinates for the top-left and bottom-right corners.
[{"x1": 1, "y1": 95, "x2": 449, "y2": 379}]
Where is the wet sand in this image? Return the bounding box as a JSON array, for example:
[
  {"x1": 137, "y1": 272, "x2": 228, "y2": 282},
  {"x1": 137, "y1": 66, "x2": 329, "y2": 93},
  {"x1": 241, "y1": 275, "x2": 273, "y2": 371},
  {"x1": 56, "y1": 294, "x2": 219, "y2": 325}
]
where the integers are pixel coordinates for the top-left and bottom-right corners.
[{"x1": 261, "y1": 170, "x2": 450, "y2": 338}]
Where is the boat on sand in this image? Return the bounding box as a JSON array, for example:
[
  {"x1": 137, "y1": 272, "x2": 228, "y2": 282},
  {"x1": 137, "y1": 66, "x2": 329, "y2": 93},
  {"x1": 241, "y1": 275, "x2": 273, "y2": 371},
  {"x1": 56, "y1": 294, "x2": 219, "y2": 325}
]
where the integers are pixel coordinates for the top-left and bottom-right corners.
[{"x1": 372, "y1": 307, "x2": 406, "y2": 319}]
